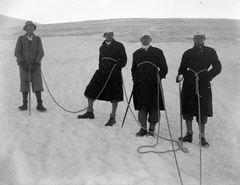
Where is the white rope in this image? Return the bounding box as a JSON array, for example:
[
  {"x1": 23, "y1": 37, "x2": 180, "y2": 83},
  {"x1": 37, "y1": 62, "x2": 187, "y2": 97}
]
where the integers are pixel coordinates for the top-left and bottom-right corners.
[
  {"x1": 41, "y1": 64, "x2": 117, "y2": 113},
  {"x1": 188, "y1": 68, "x2": 208, "y2": 185},
  {"x1": 122, "y1": 62, "x2": 187, "y2": 185}
]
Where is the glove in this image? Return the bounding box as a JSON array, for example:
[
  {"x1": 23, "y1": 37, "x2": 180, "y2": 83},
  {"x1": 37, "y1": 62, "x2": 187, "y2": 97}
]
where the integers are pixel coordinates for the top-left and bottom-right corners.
[
  {"x1": 19, "y1": 62, "x2": 29, "y2": 73},
  {"x1": 176, "y1": 74, "x2": 184, "y2": 83},
  {"x1": 30, "y1": 62, "x2": 40, "y2": 73}
]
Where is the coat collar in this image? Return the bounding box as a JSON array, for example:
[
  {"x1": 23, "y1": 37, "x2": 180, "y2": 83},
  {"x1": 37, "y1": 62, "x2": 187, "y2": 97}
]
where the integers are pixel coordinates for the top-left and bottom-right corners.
[{"x1": 102, "y1": 39, "x2": 115, "y2": 46}]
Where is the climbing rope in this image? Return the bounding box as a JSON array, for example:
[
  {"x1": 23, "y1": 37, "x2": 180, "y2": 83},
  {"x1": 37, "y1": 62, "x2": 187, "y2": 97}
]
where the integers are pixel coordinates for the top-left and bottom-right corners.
[
  {"x1": 41, "y1": 63, "x2": 117, "y2": 113},
  {"x1": 122, "y1": 61, "x2": 188, "y2": 185},
  {"x1": 188, "y1": 68, "x2": 208, "y2": 185}
]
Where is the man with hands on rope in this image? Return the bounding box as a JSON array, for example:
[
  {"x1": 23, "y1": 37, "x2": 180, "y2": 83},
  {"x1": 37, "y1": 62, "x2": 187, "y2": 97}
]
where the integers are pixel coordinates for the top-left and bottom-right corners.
[
  {"x1": 176, "y1": 31, "x2": 222, "y2": 147},
  {"x1": 14, "y1": 21, "x2": 46, "y2": 112},
  {"x1": 131, "y1": 32, "x2": 168, "y2": 137},
  {"x1": 78, "y1": 28, "x2": 127, "y2": 126}
]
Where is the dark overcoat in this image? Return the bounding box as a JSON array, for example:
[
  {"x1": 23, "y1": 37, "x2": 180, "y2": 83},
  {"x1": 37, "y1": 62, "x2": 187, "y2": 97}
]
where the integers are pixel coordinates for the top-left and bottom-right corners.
[
  {"x1": 85, "y1": 39, "x2": 127, "y2": 101},
  {"x1": 178, "y1": 45, "x2": 222, "y2": 118},
  {"x1": 131, "y1": 46, "x2": 168, "y2": 110}
]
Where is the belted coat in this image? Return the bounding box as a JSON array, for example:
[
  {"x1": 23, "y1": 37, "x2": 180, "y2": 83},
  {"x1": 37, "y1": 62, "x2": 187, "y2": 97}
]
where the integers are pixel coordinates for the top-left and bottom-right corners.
[
  {"x1": 14, "y1": 34, "x2": 44, "y2": 65},
  {"x1": 131, "y1": 46, "x2": 168, "y2": 110},
  {"x1": 84, "y1": 39, "x2": 127, "y2": 101},
  {"x1": 14, "y1": 34, "x2": 44, "y2": 92},
  {"x1": 178, "y1": 44, "x2": 222, "y2": 118}
]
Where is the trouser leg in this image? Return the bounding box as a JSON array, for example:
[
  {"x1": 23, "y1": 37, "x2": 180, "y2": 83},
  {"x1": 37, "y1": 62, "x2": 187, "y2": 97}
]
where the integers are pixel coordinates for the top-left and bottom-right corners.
[
  {"x1": 148, "y1": 108, "x2": 160, "y2": 130},
  {"x1": 186, "y1": 120, "x2": 193, "y2": 134},
  {"x1": 110, "y1": 101, "x2": 118, "y2": 117},
  {"x1": 87, "y1": 98, "x2": 94, "y2": 112},
  {"x1": 138, "y1": 107, "x2": 148, "y2": 129},
  {"x1": 22, "y1": 92, "x2": 28, "y2": 101}
]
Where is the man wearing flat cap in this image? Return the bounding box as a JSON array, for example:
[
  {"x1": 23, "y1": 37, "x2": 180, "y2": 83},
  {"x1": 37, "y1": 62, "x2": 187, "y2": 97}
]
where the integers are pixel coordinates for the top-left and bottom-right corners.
[
  {"x1": 14, "y1": 21, "x2": 46, "y2": 112},
  {"x1": 131, "y1": 32, "x2": 168, "y2": 137},
  {"x1": 78, "y1": 28, "x2": 127, "y2": 126},
  {"x1": 176, "y1": 31, "x2": 222, "y2": 147}
]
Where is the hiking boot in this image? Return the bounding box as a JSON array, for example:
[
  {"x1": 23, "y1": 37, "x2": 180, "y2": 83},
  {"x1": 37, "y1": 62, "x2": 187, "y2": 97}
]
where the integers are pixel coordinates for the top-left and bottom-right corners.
[
  {"x1": 36, "y1": 104, "x2": 47, "y2": 112},
  {"x1": 77, "y1": 111, "x2": 94, "y2": 119},
  {"x1": 178, "y1": 132, "x2": 193, "y2": 143},
  {"x1": 18, "y1": 100, "x2": 28, "y2": 110},
  {"x1": 201, "y1": 137, "x2": 210, "y2": 148},
  {"x1": 136, "y1": 128, "x2": 148, "y2": 137},
  {"x1": 105, "y1": 117, "x2": 116, "y2": 126},
  {"x1": 147, "y1": 128, "x2": 155, "y2": 137}
]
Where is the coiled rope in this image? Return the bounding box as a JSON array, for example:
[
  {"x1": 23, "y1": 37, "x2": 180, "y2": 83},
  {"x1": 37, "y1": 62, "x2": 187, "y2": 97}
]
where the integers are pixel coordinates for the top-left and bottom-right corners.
[{"x1": 122, "y1": 61, "x2": 188, "y2": 185}]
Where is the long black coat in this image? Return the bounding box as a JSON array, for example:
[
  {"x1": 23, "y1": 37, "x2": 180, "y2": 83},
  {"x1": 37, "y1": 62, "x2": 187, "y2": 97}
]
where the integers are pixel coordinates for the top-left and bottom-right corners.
[
  {"x1": 131, "y1": 46, "x2": 168, "y2": 110},
  {"x1": 85, "y1": 39, "x2": 127, "y2": 101},
  {"x1": 178, "y1": 45, "x2": 222, "y2": 118}
]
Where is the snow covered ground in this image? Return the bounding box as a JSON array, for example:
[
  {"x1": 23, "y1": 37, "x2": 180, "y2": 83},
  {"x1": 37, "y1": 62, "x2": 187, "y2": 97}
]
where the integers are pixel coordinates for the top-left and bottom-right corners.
[{"x1": 0, "y1": 18, "x2": 240, "y2": 185}]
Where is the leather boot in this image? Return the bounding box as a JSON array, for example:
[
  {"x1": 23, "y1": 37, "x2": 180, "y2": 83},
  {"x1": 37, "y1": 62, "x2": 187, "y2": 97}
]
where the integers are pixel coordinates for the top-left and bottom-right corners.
[
  {"x1": 105, "y1": 116, "x2": 116, "y2": 126},
  {"x1": 18, "y1": 100, "x2": 28, "y2": 110},
  {"x1": 37, "y1": 100, "x2": 47, "y2": 112},
  {"x1": 136, "y1": 128, "x2": 148, "y2": 137},
  {"x1": 77, "y1": 111, "x2": 94, "y2": 119},
  {"x1": 178, "y1": 132, "x2": 193, "y2": 143}
]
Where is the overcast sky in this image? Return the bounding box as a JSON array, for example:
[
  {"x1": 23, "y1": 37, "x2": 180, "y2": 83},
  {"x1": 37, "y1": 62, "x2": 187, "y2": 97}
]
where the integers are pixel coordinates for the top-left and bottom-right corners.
[{"x1": 0, "y1": 0, "x2": 239, "y2": 24}]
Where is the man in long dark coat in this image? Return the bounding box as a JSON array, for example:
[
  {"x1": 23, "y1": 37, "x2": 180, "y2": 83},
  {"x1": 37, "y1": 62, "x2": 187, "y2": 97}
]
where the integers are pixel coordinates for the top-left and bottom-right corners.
[
  {"x1": 78, "y1": 28, "x2": 127, "y2": 126},
  {"x1": 131, "y1": 32, "x2": 168, "y2": 137},
  {"x1": 176, "y1": 31, "x2": 222, "y2": 147},
  {"x1": 14, "y1": 21, "x2": 46, "y2": 112}
]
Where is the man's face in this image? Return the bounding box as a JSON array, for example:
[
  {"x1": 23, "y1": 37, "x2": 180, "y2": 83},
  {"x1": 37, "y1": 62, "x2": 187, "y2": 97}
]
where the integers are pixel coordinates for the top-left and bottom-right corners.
[
  {"x1": 140, "y1": 35, "x2": 152, "y2": 46},
  {"x1": 193, "y1": 35, "x2": 206, "y2": 46},
  {"x1": 25, "y1": 25, "x2": 35, "y2": 33},
  {"x1": 104, "y1": 32, "x2": 114, "y2": 42}
]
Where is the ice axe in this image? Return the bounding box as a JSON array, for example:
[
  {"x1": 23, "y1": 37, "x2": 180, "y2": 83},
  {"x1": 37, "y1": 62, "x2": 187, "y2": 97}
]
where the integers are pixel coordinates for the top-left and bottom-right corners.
[
  {"x1": 121, "y1": 90, "x2": 133, "y2": 128},
  {"x1": 28, "y1": 66, "x2": 31, "y2": 116}
]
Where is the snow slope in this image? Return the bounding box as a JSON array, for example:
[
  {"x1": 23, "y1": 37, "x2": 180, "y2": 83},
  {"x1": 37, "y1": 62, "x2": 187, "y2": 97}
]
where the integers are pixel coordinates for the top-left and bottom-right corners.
[{"x1": 0, "y1": 18, "x2": 240, "y2": 185}]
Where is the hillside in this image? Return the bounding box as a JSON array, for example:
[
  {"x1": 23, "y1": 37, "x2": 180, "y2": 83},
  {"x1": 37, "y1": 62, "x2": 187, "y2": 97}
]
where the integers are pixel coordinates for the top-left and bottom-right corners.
[
  {"x1": 0, "y1": 14, "x2": 27, "y2": 27},
  {"x1": 1, "y1": 14, "x2": 240, "y2": 43}
]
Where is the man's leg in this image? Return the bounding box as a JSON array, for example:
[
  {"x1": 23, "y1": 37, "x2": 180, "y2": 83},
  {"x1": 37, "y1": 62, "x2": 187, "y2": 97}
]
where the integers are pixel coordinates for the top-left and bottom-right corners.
[
  {"x1": 77, "y1": 97, "x2": 95, "y2": 119},
  {"x1": 35, "y1": 91, "x2": 47, "y2": 111},
  {"x1": 179, "y1": 114, "x2": 194, "y2": 143},
  {"x1": 198, "y1": 115, "x2": 210, "y2": 147},
  {"x1": 148, "y1": 108, "x2": 160, "y2": 137},
  {"x1": 19, "y1": 68, "x2": 29, "y2": 110},
  {"x1": 136, "y1": 107, "x2": 148, "y2": 137},
  {"x1": 105, "y1": 101, "x2": 118, "y2": 126},
  {"x1": 18, "y1": 92, "x2": 28, "y2": 110}
]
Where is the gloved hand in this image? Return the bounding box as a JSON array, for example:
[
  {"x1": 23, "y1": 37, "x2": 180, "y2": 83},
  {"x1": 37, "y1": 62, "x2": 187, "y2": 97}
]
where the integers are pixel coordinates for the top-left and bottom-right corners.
[
  {"x1": 19, "y1": 62, "x2": 29, "y2": 73},
  {"x1": 30, "y1": 62, "x2": 40, "y2": 73},
  {"x1": 176, "y1": 74, "x2": 184, "y2": 83}
]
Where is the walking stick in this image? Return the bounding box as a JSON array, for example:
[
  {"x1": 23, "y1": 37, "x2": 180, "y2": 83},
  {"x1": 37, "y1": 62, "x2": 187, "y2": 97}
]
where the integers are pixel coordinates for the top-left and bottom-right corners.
[
  {"x1": 121, "y1": 90, "x2": 133, "y2": 128},
  {"x1": 29, "y1": 66, "x2": 31, "y2": 116},
  {"x1": 179, "y1": 81, "x2": 183, "y2": 147}
]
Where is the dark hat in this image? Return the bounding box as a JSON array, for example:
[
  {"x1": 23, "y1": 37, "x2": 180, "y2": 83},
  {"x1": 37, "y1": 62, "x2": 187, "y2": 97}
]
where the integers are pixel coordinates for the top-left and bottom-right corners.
[{"x1": 23, "y1": 21, "x2": 37, "y2": 31}]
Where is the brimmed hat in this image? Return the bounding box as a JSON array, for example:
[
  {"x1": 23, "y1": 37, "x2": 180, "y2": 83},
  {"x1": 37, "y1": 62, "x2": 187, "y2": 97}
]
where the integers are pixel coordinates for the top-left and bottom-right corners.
[
  {"x1": 23, "y1": 21, "x2": 37, "y2": 31},
  {"x1": 141, "y1": 31, "x2": 151, "y2": 38},
  {"x1": 103, "y1": 28, "x2": 114, "y2": 36}
]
